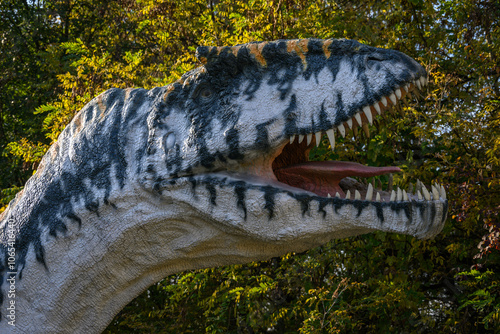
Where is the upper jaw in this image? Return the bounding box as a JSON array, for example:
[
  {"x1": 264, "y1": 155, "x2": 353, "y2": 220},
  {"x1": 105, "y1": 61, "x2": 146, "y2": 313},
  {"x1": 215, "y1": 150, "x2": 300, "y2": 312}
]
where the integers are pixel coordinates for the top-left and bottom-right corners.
[
  {"x1": 227, "y1": 73, "x2": 449, "y2": 203},
  {"x1": 288, "y1": 75, "x2": 428, "y2": 151}
]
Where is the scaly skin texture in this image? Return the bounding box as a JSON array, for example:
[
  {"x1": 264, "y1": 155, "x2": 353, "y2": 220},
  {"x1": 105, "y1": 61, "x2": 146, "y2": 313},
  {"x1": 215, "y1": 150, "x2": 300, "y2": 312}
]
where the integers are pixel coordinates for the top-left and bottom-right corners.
[{"x1": 0, "y1": 39, "x2": 447, "y2": 333}]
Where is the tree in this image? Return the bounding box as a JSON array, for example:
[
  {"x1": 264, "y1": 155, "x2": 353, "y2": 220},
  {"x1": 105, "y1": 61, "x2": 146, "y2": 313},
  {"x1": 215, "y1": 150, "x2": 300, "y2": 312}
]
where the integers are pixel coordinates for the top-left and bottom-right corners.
[{"x1": 1, "y1": 0, "x2": 498, "y2": 332}]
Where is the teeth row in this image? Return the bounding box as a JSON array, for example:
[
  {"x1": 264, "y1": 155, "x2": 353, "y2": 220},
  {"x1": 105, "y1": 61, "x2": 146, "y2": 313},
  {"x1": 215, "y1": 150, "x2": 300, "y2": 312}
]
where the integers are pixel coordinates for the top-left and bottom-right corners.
[
  {"x1": 326, "y1": 182, "x2": 446, "y2": 202},
  {"x1": 289, "y1": 76, "x2": 428, "y2": 150}
]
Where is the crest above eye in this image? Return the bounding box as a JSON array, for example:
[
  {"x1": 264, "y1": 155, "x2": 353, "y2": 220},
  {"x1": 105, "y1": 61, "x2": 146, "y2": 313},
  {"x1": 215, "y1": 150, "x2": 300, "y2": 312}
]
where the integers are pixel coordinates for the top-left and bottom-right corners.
[
  {"x1": 195, "y1": 45, "x2": 248, "y2": 77},
  {"x1": 195, "y1": 46, "x2": 212, "y2": 65}
]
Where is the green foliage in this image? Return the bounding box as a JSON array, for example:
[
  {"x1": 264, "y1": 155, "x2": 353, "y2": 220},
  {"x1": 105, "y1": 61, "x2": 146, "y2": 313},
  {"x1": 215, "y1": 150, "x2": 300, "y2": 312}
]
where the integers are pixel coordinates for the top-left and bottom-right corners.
[
  {"x1": 2, "y1": 0, "x2": 499, "y2": 332},
  {"x1": 456, "y1": 270, "x2": 500, "y2": 329}
]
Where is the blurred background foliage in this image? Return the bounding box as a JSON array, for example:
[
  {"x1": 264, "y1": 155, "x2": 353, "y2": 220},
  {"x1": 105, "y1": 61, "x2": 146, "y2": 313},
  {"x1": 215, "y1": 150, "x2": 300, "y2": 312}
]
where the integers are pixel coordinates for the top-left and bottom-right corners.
[{"x1": 1, "y1": 0, "x2": 499, "y2": 332}]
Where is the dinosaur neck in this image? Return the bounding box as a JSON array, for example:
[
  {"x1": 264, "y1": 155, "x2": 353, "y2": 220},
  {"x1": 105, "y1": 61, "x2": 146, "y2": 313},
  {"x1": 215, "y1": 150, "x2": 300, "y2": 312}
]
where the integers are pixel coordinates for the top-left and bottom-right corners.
[
  {"x1": 0, "y1": 87, "x2": 166, "y2": 332},
  {"x1": 0, "y1": 177, "x2": 299, "y2": 333},
  {"x1": 0, "y1": 183, "x2": 204, "y2": 333}
]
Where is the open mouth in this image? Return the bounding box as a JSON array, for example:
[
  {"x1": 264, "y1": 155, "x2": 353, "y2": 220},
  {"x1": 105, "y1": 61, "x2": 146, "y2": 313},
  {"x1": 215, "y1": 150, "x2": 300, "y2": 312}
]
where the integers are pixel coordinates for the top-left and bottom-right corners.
[{"x1": 271, "y1": 76, "x2": 446, "y2": 202}]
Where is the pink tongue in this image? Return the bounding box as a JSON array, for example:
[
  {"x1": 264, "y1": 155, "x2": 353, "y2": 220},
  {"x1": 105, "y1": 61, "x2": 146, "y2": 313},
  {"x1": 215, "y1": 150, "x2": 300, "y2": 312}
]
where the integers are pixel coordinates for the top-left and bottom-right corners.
[{"x1": 274, "y1": 161, "x2": 401, "y2": 197}]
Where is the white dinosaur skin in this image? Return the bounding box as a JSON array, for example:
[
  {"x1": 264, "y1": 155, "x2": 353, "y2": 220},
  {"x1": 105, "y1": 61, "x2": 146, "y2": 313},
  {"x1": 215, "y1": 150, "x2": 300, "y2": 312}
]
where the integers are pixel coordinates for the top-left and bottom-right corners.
[{"x1": 0, "y1": 39, "x2": 447, "y2": 333}]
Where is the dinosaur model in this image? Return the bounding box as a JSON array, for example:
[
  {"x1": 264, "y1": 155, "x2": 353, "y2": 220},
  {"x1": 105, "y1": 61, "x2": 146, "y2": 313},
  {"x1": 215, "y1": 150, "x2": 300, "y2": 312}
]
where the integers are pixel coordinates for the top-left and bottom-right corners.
[{"x1": 0, "y1": 39, "x2": 447, "y2": 333}]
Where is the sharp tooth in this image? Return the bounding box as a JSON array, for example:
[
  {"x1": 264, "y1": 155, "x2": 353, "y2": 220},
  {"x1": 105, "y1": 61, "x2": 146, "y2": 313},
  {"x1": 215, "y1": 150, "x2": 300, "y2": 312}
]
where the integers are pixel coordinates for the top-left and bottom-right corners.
[
  {"x1": 390, "y1": 190, "x2": 396, "y2": 201},
  {"x1": 389, "y1": 93, "x2": 397, "y2": 105},
  {"x1": 395, "y1": 88, "x2": 402, "y2": 99},
  {"x1": 415, "y1": 79, "x2": 422, "y2": 90},
  {"x1": 337, "y1": 124, "x2": 345, "y2": 137},
  {"x1": 298, "y1": 134, "x2": 304, "y2": 143},
  {"x1": 362, "y1": 123, "x2": 370, "y2": 137},
  {"x1": 355, "y1": 190, "x2": 361, "y2": 200},
  {"x1": 315, "y1": 131, "x2": 322, "y2": 146},
  {"x1": 376, "y1": 192, "x2": 381, "y2": 201},
  {"x1": 327, "y1": 193, "x2": 331, "y2": 198},
  {"x1": 404, "y1": 83, "x2": 410, "y2": 92},
  {"x1": 345, "y1": 190, "x2": 351, "y2": 199},
  {"x1": 420, "y1": 76, "x2": 426, "y2": 87},
  {"x1": 290, "y1": 135, "x2": 295, "y2": 144},
  {"x1": 306, "y1": 133, "x2": 312, "y2": 145},
  {"x1": 397, "y1": 187, "x2": 402, "y2": 201},
  {"x1": 417, "y1": 190, "x2": 423, "y2": 200},
  {"x1": 363, "y1": 106, "x2": 373, "y2": 125},
  {"x1": 403, "y1": 189, "x2": 408, "y2": 201},
  {"x1": 440, "y1": 185, "x2": 447, "y2": 200},
  {"x1": 335, "y1": 192, "x2": 341, "y2": 198},
  {"x1": 374, "y1": 102, "x2": 381, "y2": 115},
  {"x1": 346, "y1": 118, "x2": 353, "y2": 129},
  {"x1": 366, "y1": 183, "x2": 373, "y2": 201},
  {"x1": 381, "y1": 96, "x2": 388, "y2": 107},
  {"x1": 432, "y1": 185, "x2": 440, "y2": 200},
  {"x1": 326, "y1": 128, "x2": 335, "y2": 151},
  {"x1": 354, "y1": 112, "x2": 362, "y2": 126},
  {"x1": 401, "y1": 85, "x2": 407, "y2": 93},
  {"x1": 422, "y1": 184, "x2": 431, "y2": 200}
]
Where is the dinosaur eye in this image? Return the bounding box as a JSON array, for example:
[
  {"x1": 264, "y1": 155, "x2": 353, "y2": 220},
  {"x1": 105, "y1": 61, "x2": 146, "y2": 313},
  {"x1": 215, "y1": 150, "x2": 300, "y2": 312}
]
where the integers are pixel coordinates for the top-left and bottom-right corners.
[
  {"x1": 192, "y1": 84, "x2": 215, "y2": 103},
  {"x1": 200, "y1": 88, "x2": 213, "y2": 99}
]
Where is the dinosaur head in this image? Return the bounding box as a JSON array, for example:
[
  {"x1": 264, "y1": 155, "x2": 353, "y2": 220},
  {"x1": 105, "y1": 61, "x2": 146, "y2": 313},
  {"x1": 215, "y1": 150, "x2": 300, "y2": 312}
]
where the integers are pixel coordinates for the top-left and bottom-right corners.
[
  {"x1": 0, "y1": 39, "x2": 448, "y2": 333},
  {"x1": 142, "y1": 39, "x2": 447, "y2": 246}
]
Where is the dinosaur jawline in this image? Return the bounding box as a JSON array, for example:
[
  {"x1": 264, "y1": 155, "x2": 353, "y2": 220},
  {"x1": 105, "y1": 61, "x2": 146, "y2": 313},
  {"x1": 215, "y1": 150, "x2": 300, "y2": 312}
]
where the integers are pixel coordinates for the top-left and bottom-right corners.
[{"x1": 271, "y1": 140, "x2": 400, "y2": 198}]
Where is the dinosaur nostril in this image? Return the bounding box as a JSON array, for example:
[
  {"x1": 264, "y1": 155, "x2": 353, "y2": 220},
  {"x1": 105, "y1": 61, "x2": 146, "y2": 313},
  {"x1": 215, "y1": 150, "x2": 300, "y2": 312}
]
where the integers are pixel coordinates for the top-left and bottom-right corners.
[
  {"x1": 366, "y1": 54, "x2": 385, "y2": 70},
  {"x1": 367, "y1": 55, "x2": 383, "y2": 61}
]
